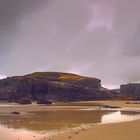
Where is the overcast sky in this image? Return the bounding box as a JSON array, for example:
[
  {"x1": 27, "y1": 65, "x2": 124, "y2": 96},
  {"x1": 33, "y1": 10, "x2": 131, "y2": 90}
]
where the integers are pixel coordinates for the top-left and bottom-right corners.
[{"x1": 0, "y1": 0, "x2": 140, "y2": 88}]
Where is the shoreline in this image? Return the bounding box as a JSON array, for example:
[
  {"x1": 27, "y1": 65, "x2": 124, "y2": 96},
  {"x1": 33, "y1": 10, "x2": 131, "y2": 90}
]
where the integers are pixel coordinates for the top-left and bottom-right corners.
[
  {"x1": 49, "y1": 119, "x2": 140, "y2": 140},
  {"x1": 44, "y1": 101, "x2": 140, "y2": 140},
  {"x1": 41, "y1": 109, "x2": 140, "y2": 140},
  {"x1": 0, "y1": 101, "x2": 140, "y2": 140}
]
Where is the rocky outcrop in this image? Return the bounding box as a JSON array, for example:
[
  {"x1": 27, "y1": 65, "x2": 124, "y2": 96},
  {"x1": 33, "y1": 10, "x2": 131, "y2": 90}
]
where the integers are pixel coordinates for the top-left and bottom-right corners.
[
  {"x1": 18, "y1": 98, "x2": 32, "y2": 104},
  {"x1": 0, "y1": 72, "x2": 124, "y2": 102},
  {"x1": 120, "y1": 83, "x2": 140, "y2": 100},
  {"x1": 111, "y1": 89, "x2": 120, "y2": 93},
  {"x1": 37, "y1": 99, "x2": 52, "y2": 104},
  {"x1": 11, "y1": 111, "x2": 21, "y2": 115}
]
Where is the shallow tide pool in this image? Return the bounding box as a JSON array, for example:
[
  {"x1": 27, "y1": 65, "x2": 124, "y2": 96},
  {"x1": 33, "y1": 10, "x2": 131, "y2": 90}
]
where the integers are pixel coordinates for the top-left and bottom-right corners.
[{"x1": 0, "y1": 109, "x2": 140, "y2": 140}]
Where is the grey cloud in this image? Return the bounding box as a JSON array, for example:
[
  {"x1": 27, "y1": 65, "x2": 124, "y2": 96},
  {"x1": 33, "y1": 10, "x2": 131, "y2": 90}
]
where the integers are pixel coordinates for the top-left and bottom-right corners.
[
  {"x1": 1, "y1": 0, "x2": 140, "y2": 88},
  {"x1": 0, "y1": 0, "x2": 47, "y2": 69},
  {"x1": 124, "y1": 25, "x2": 140, "y2": 57},
  {"x1": 0, "y1": 0, "x2": 47, "y2": 52}
]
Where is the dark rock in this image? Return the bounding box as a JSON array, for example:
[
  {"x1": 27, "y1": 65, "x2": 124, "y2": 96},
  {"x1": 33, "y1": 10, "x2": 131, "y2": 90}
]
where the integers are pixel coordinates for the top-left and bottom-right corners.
[
  {"x1": 102, "y1": 105, "x2": 121, "y2": 108},
  {"x1": 11, "y1": 111, "x2": 21, "y2": 115},
  {"x1": 0, "y1": 72, "x2": 125, "y2": 102},
  {"x1": 126, "y1": 101, "x2": 140, "y2": 104},
  {"x1": 111, "y1": 89, "x2": 120, "y2": 93},
  {"x1": 37, "y1": 99, "x2": 52, "y2": 104},
  {"x1": 120, "y1": 83, "x2": 140, "y2": 100},
  {"x1": 18, "y1": 98, "x2": 32, "y2": 104}
]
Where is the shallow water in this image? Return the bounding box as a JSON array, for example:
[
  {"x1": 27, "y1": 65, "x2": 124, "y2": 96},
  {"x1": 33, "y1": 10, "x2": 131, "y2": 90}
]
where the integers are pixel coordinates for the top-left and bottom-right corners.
[
  {"x1": 0, "y1": 108, "x2": 140, "y2": 140},
  {"x1": 0, "y1": 110, "x2": 114, "y2": 131},
  {"x1": 102, "y1": 111, "x2": 140, "y2": 124},
  {"x1": 0, "y1": 124, "x2": 44, "y2": 140}
]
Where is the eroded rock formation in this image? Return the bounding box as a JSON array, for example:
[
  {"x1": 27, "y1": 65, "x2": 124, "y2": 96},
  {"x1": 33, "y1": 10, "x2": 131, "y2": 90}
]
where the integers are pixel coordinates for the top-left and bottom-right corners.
[
  {"x1": 120, "y1": 83, "x2": 140, "y2": 100},
  {"x1": 0, "y1": 72, "x2": 124, "y2": 102}
]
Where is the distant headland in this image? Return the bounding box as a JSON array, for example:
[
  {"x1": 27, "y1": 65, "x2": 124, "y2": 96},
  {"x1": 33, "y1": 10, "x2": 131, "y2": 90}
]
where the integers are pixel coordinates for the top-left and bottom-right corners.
[{"x1": 0, "y1": 72, "x2": 137, "y2": 104}]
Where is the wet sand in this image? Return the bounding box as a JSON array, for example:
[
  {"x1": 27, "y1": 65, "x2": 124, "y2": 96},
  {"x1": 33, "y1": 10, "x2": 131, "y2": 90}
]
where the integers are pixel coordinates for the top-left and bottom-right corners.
[
  {"x1": 51, "y1": 119, "x2": 140, "y2": 140},
  {"x1": 0, "y1": 101, "x2": 140, "y2": 140},
  {"x1": 49, "y1": 101, "x2": 140, "y2": 140}
]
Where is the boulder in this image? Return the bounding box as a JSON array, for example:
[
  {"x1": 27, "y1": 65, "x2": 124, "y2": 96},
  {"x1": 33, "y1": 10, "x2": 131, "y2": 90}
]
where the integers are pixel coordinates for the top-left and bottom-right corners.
[
  {"x1": 11, "y1": 111, "x2": 21, "y2": 115},
  {"x1": 18, "y1": 98, "x2": 32, "y2": 104},
  {"x1": 37, "y1": 99, "x2": 52, "y2": 104}
]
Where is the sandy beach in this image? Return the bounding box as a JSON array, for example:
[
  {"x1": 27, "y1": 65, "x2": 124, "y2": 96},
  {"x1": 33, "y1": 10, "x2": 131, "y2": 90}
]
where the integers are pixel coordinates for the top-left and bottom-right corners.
[
  {"x1": 0, "y1": 101, "x2": 140, "y2": 140},
  {"x1": 49, "y1": 101, "x2": 140, "y2": 140},
  {"x1": 51, "y1": 119, "x2": 140, "y2": 140}
]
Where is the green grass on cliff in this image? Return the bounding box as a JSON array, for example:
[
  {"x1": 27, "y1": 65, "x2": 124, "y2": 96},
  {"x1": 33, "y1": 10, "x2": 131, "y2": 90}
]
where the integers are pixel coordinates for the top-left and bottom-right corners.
[
  {"x1": 25, "y1": 72, "x2": 77, "y2": 78},
  {"x1": 24, "y1": 72, "x2": 99, "y2": 81}
]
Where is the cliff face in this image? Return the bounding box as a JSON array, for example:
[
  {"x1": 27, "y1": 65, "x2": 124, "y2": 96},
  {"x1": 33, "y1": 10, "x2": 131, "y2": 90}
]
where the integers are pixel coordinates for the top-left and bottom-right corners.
[
  {"x1": 0, "y1": 72, "x2": 121, "y2": 102},
  {"x1": 120, "y1": 83, "x2": 140, "y2": 100}
]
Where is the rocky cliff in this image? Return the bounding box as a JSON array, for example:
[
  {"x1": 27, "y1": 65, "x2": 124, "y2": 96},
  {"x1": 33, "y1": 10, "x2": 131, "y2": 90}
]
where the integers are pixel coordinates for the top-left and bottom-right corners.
[
  {"x1": 0, "y1": 72, "x2": 124, "y2": 102},
  {"x1": 120, "y1": 83, "x2": 140, "y2": 100}
]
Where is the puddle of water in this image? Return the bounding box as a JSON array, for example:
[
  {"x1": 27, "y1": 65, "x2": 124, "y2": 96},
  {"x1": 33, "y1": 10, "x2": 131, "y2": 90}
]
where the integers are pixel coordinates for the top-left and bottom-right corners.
[
  {"x1": 102, "y1": 111, "x2": 140, "y2": 124},
  {"x1": 0, "y1": 109, "x2": 140, "y2": 140},
  {"x1": 0, "y1": 124, "x2": 44, "y2": 140},
  {"x1": 0, "y1": 110, "x2": 114, "y2": 131}
]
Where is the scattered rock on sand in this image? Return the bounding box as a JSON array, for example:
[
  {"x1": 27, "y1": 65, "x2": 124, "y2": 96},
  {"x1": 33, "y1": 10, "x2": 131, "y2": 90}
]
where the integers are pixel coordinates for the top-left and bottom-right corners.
[
  {"x1": 18, "y1": 98, "x2": 32, "y2": 105},
  {"x1": 37, "y1": 99, "x2": 52, "y2": 105},
  {"x1": 102, "y1": 105, "x2": 121, "y2": 108},
  {"x1": 11, "y1": 111, "x2": 21, "y2": 115}
]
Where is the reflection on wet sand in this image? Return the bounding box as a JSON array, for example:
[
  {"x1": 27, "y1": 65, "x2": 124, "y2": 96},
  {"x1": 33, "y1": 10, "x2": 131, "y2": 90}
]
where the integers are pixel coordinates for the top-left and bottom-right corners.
[
  {"x1": 0, "y1": 124, "x2": 44, "y2": 140},
  {"x1": 0, "y1": 103, "x2": 140, "y2": 140},
  {"x1": 102, "y1": 111, "x2": 140, "y2": 124},
  {"x1": 0, "y1": 110, "x2": 114, "y2": 131}
]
